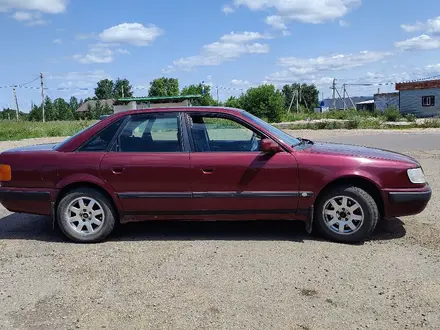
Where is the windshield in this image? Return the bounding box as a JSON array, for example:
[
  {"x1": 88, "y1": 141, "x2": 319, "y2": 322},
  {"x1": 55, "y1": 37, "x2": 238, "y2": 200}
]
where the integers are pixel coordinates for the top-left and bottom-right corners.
[
  {"x1": 54, "y1": 121, "x2": 100, "y2": 150},
  {"x1": 241, "y1": 111, "x2": 301, "y2": 147}
]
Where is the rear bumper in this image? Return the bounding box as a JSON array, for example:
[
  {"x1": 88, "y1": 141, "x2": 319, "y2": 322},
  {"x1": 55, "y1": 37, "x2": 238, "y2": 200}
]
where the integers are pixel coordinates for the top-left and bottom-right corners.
[
  {"x1": 0, "y1": 187, "x2": 57, "y2": 215},
  {"x1": 383, "y1": 185, "x2": 432, "y2": 218}
]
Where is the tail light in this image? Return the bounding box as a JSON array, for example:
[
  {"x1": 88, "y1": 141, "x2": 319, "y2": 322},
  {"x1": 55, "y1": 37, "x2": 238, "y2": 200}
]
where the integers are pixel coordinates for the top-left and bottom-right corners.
[{"x1": 0, "y1": 164, "x2": 12, "y2": 182}]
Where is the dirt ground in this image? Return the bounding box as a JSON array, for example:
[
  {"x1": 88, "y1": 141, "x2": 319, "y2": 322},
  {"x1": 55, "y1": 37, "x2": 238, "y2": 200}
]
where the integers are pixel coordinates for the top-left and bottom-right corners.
[{"x1": 1, "y1": 130, "x2": 440, "y2": 330}]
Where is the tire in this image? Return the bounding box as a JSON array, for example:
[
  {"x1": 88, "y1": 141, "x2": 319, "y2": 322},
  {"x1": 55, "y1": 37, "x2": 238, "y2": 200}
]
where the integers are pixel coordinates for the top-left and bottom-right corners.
[
  {"x1": 314, "y1": 185, "x2": 379, "y2": 243},
  {"x1": 57, "y1": 188, "x2": 117, "y2": 243}
]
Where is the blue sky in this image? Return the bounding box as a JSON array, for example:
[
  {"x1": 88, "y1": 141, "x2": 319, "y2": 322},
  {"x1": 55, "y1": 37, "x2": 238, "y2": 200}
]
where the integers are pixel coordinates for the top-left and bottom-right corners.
[{"x1": 1, "y1": 0, "x2": 440, "y2": 111}]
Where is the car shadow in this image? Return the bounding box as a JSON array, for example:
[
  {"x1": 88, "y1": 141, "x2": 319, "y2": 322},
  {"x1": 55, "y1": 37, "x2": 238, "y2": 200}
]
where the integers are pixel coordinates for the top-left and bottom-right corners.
[{"x1": 0, "y1": 212, "x2": 407, "y2": 244}]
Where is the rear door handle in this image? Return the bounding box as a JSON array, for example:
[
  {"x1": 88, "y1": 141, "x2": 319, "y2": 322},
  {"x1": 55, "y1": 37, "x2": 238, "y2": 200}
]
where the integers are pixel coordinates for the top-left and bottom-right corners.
[
  {"x1": 202, "y1": 168, "x2": 214, "y2": 174},
  {"x1": 112, "y1": 167, "x2": 125, "y2": 174}
]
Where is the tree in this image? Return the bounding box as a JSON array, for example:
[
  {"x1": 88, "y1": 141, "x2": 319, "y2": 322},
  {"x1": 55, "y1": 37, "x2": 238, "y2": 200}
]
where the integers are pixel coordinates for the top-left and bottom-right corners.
[
  {"x1": 240, "y1": 84, "x2": 285, "y2": 122},
  {"x1": 148, "y1": 77, "x2": 179, "y2": 97},
  {"x1": 181, "y1": 83, "x2": 216, "y2": 106},
  {"x1": 28, "y1": 104, "x2": 42, "y2": 121},
  {"x1": 282, "y1": 83, "x2": 319, "y2": 111},
  {"x1": 224, "y1": 96, "x2": 242, "y2": 109},
  {"x1": 54, "y1": 98, "x2": 73, "y2": 120},
  {"x1": 44, "y1": 96, "x2": 58, "y2": 121},
  {"x1": 113, "y1": 78, "x2": 133, "y2": 98},
  {"x1": 0, "y1": 108, "x2": 16, "y2": 120},
  {"x1": 95, "y1": 79, "x2": 114, "y2": 100},
  {"x1": 69, "y1": 96, "x2": 79, "y2": 112}
]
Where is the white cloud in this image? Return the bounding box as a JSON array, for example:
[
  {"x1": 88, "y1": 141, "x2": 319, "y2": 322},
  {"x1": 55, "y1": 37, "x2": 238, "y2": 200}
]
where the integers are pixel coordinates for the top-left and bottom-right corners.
[
  {"x1": 231, "y1": 79, "x2": 251, "y2": 86},
  {"x1": 220, "y1": 31, "x2": 271, "y2": 43},
  {"x1": 229, "y1": 0, "x2": 361, "y2": 27},
  {"x1": 222, "y1": 4, "x2": 234, "y2": 14},
  {"x1": 99, "y1": 23, "x2": 164, "y2": 46},
  {"x1": 166, "y1": 32, "x2": 270, "y2": 71},
  {"x1": 266, "y1": 50, "x2": 391, "y2": 83},
  {"x1": 46, "y1": 70, "x2": 111, "y2": 82},
  {"x1": 265, "y1": 15, "x2": 287, "y2": 30},
  {"x1": 0, "y1": 0, "x2": 68, "y2": 14},
  {"x1": 53, "y1": 38, "x2": 62, "y2": 44},
  {"x1": 401, "y1": 16, "x2": 440, "y2": 35},
  {"x1": 72, "y1": 43, "x2": 129, "y2": 64},
  {"x1": 75, "y1": 33, "x2": 96, "y2": 40},
  {"x1": 395, "y1": 34, "x2": 440, "y2": 51},
  {"x1": 11, "y1": 11, "x2": 48, "y2": 25},
  {"x1": 339, "y1": 19, "x2": 350, "y2": 27}
]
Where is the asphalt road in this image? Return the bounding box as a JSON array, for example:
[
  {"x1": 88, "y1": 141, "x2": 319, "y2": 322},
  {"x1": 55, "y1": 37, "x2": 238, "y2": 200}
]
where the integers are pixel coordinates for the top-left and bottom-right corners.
[
  {"x1": 1, "y1": 130, "x2": 440, "y2": 330},
  {"x1": 317, "y1": 132, "x2": 440, "y2": 152}
]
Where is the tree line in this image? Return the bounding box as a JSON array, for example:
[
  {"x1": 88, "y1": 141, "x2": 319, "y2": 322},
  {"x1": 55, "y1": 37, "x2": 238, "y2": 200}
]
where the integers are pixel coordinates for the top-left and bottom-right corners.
[{"x1": 0, "y1": 77, "x2": 319, "y2": 123}]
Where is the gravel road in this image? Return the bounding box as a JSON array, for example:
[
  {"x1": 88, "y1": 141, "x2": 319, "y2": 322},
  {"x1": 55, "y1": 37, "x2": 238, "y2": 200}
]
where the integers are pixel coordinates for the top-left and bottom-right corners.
[{"x1": 1, "y1": 130, "x2": 440, "y2": 330}]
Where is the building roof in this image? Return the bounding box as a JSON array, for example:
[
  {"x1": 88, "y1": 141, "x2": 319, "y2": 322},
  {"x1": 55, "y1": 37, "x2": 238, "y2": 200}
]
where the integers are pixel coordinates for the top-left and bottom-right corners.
[
  {"x1": 396, "y1": 79, "x2": 440, "y2": 91},
  {"x1": 117, "y1": 94, "x2": 203, "y2": 102},
  {"x1": 76, "y1": 99, "x2": 115, "y2": 112},
  {"x1": 355, "y1": 100, "x2": 374, "y2": 105}
]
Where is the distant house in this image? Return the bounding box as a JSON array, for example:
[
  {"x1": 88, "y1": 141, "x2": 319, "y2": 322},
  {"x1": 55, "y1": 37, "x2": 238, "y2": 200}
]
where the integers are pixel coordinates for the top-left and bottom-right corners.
[
  {"x1": 75, "y1": 95, "x2": 203, "y2": 114},
  {"x1": 76, "y1": 99, "x2": 115, "y2": 114},
  {"x1": 355, "y1": 100, "x2": 374, "y2": 111},
  {"x1": 396, "y1": 79, "x2": 440, "y2": 118},
  {"x1": 114, "y1": 95, "x2": 203, "y2": 113},
  {"x1": 374, "y1": 92, "x2": 399, "y2": 112}
]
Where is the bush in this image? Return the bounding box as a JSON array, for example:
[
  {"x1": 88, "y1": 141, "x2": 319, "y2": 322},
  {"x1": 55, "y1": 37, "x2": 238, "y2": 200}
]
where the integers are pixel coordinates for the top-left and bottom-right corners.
[
  {"x1": 383, "y1": 107, "x2": 401, "y2": 122},
  {"x1": 405, "y1": 114, "x2": 417, "y2": 122}
]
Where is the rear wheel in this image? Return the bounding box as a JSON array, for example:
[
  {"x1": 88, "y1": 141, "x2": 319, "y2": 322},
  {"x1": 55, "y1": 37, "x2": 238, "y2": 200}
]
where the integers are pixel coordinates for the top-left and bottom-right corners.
[
  {"x1": 57, "y1": 188, "x2": 116, "y2": 243},
  {"x1": 314, "y1": 185, "x2": 379, "y2": 243}
]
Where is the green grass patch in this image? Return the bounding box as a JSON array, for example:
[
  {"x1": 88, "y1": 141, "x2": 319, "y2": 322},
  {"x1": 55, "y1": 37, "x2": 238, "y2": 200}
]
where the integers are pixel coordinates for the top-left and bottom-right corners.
[{"x1": 0, "y1": 120, "x2": 95, "y2": 141}]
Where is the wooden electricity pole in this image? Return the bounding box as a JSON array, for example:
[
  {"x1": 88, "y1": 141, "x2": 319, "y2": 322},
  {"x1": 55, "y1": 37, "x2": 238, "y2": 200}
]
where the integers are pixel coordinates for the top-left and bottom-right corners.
[
  {"x1": 12, "y1": 87, "x2": 20, "y2": 120},
  {"x1": 40, "y1": 73, "x2": 45, "y2": 122}
]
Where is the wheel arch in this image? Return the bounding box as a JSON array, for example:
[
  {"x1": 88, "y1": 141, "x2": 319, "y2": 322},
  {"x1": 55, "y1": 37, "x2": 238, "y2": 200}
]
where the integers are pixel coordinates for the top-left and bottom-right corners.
[
  {"x1": 315, "y1": 175, "x2": 384, "y2": 217},
  {"x1": 55, "y1": 181, "x2": 122, "y2": 221}
]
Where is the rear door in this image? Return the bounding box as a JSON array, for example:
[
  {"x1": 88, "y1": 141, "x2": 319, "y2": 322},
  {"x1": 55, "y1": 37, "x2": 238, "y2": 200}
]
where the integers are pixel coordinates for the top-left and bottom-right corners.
[
  {"x1": 99, "y1": 112, "x2": 192, "y2": 218},
  {"x1": 185, "y1": 112, "x2": 300, "y2": 219}
]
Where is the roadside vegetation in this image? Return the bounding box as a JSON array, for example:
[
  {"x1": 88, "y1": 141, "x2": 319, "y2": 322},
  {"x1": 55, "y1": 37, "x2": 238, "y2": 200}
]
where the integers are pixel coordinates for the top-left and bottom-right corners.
[{"x1": 1, "y1": 76, "x2": 439, "y2": 141}]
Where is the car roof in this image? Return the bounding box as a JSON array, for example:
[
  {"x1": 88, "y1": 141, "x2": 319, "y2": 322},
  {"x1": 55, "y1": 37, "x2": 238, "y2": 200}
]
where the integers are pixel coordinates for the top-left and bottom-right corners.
[{"x1": 110, "y1": 106, "x2": 245, "y2": 119}]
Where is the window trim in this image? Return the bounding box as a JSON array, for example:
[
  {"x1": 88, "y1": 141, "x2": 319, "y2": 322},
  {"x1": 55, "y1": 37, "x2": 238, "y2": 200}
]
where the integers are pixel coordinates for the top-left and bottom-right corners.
[
  {"x1": 75, "y1": 116, "x2": 129, "y2": 153},
  {"x1": 184, "y1": 112, "x2": 277, "y2": 153},
  {"x1": 422, "y1": 95, "x2": 435, "y2": 107},
  {"x1": 108, "y1": 111, "x2": 189, "y2": 153}
]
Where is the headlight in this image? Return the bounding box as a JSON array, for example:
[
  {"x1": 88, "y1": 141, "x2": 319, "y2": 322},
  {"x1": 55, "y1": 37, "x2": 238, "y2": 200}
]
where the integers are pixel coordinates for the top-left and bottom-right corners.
[{"x1": 407, "y1": 168, "x2": 426, "y2": 184}]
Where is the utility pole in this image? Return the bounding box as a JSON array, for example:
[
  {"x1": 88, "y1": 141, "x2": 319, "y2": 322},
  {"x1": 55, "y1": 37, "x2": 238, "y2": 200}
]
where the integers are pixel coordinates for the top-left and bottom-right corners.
[
  {"x1": 216, "y1": 86, "x2": 219, "y2": 103},
  {"x1": 332, "y1": 79, "x2": 336, "y2": 110},
  {"x1": 342, "y1": 84, "x2": 347, "y2": 110},
  {"x1": 40, "y1": 73, "x2": 45, "y2": 122},
  {"x1": 288, "y1": 90, "x2": 295, "y2": 112},
  {"x1": 122, "y1": 85, "x2": 125, "y2": 98},
  {"x1": 12, "y1": 87, "x2": 19, "y2": 121},
  {"x1": 296, "y1": 90, "x2": 299, "y2": 112}
]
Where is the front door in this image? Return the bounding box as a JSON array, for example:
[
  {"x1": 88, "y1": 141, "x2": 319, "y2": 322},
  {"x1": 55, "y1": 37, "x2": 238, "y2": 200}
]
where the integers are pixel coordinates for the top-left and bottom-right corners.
[
  {"x1": 185, "y1": 112, "x2": 300, "y2": 220},
  {"x1": 100, "y1": 112, "x2": 192, "y2": 219}
]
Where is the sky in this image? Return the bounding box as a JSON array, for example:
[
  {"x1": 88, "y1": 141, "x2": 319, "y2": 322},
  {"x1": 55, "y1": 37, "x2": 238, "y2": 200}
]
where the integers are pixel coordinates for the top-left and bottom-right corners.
[{"x1": 1, "y1": 0, "x2": 440, "y2": 111}]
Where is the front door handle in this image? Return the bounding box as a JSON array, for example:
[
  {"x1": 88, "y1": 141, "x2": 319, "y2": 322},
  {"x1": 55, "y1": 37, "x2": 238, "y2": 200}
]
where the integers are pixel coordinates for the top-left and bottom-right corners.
[
  {"x1": 202, "y1": 168, "x2": 214, "y2": 174},
  {"x1": 112, "y1": 166, "x2": 125, "y2": 174}
]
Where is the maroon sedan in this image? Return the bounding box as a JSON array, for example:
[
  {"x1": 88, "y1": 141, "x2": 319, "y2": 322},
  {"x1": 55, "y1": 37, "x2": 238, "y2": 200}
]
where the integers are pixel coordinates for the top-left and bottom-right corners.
[{"x1": 0, "y1": 107, "x2": 432, "y2": 243}]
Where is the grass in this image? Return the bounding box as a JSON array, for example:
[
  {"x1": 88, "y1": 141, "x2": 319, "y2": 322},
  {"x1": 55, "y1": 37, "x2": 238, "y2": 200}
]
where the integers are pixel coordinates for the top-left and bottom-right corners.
[
  {"x1": 0, "y1": 120, "x2": 95, "y2": 141},
  {"x1": 1, "y1": 114, "x2": 440, "y2": 141}
]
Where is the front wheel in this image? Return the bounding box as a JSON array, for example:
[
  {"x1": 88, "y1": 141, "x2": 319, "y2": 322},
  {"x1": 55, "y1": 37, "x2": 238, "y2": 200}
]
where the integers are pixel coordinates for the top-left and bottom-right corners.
[
  {"x1": 314, "y1": 186, "x2": 379, "y2": 243},
  {"x1": 57, "y1": 188, "x2": 117, "y2": 243}
]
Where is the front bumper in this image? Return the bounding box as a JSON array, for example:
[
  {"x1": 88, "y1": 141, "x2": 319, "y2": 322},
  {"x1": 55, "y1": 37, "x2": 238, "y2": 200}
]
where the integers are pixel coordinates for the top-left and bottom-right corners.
[{"x1": 383, "y1": 185, "x2": 432, "y2": 218}]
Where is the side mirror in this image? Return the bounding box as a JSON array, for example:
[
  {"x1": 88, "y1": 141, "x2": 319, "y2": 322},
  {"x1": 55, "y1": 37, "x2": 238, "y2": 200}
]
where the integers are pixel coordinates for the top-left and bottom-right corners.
[{"x1": 261, "y1": 138, "x2": 282, "y2": 154}]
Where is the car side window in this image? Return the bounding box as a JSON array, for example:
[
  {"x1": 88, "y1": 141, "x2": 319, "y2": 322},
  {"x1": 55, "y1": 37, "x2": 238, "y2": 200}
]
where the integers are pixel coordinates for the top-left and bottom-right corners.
[
  {"x1": 78, "y1": 118, "x2": 124, "y2": 152},
  {"x1": 189, "y1": 114, "x2": 263, "y2": 152},
  {"x1": 117, "y1": 113, "x2": 182, "y2": 152}
]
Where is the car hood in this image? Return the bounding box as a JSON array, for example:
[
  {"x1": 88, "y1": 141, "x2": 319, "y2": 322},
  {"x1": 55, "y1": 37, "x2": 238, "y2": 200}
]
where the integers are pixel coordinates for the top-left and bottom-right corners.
[
  {"x1": 308, "y1": 142, "x2": 419, "y2": 165},
  {"x1": 4, "y1": 143, "x2": 58, "y2": 153}
]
